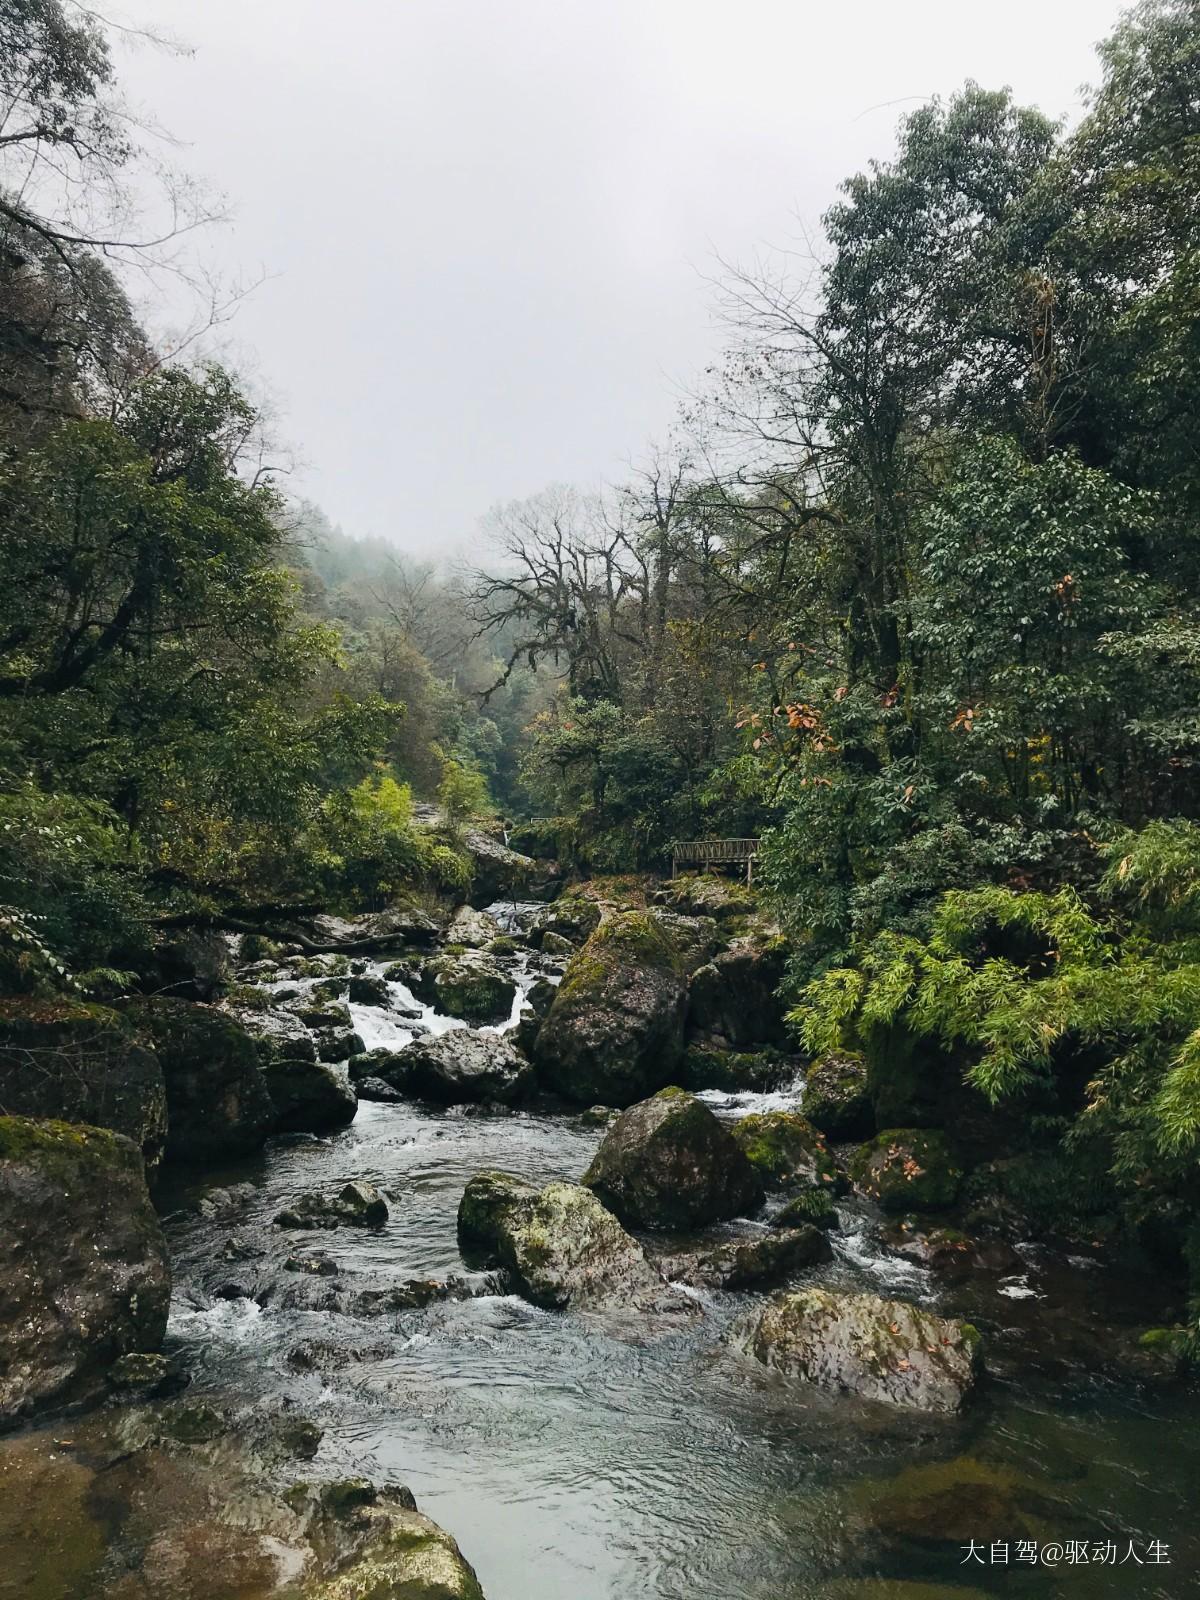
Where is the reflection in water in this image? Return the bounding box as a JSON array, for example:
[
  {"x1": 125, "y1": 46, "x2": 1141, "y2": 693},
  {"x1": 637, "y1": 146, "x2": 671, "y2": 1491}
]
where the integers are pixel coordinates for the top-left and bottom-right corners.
[{"x1": 160, "y1": 906, "x2": 1200, "y2": 1600}]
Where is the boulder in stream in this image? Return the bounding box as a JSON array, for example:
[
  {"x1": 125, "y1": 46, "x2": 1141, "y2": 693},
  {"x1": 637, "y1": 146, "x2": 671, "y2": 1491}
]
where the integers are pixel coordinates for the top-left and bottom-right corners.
[
  {"x1": 125, "y1": 998, "x2": 275, "y2": 1164},
  {"x1": 0, "y1": 1116, "x2": 170, "y2": 1424},
  {"x1": 446, "y1": 904, "x2": 503, "y2": 948},
  {"x1": 263, "y1": 1056, "x2": 358, "y2": 1133},
  {"x1": 735, "y1": 1287, "x2": 983, "y2": 1411},
  {"x1": 802, "y1": 1051, "x2": 875, "y2": 1140},
  {"x1": 687, "y1": 933, "x2": 789, "y2": 1048},
  {"x1": 659, "y1": 1225, "x2": 831, "y2": 1290},
  {"x1": 457, "y1": 1171, "x2": 694, "y2": 1315},
  {"x1": 275, "y1": 1180, "x2": 389, "y2": 1231},
  {"x1": 582, "y1": 1087, "x2": 764, "y2": 1229},
  {"x1": 729, "y1": 1110, "x2": 847, "y2": 1192},
  {"x1": 533, "y1": 911, "x2": 687, "y2": 1105},
  {"x1": 411, "y1": 953, "x2": 516, "y2": 1025},
  {"x1": 850, "y1": 1129, "x2": 963, "y2": 1211},
  {"x1": 397, "y1": 1030, "x2": 533, "y2": 1105}
]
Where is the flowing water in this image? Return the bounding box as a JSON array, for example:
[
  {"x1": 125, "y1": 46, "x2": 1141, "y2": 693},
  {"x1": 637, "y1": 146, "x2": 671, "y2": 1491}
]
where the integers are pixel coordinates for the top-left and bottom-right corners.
[{"x1": 156, "y1": 905, "x2": 1200, "y2": 1600}]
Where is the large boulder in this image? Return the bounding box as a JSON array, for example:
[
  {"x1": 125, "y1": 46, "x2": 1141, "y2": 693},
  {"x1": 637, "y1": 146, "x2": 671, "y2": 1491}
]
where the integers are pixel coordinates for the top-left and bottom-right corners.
[
  {"x1": 735, "y1": 1287, "x2": 983, "y2": 1411},
  {"x1": 658, "y1": 1225, "x2": 830, "y2": 1290},
  {"x1": 275, "y1": 1180, "x2": 389, "y2": 1231},
  {"x1": 445, "y1": 905, "x2": 503, "y2": 949},
  {"x1": 850, "y1": 1130, "x2": 963, "y2": 1212},
  {"x1": 143, "y1": 927, "x2": 233, "y2": 1001},
  {"x1": 533, "y1": 912, "x2": 687, "y2": 1105},
  {"x1": 582, "y1": 1088, "x2": 764, "y2": 1229},
  {"x1": 686, "y1": 933, "x2": 789, "y2": 1048},
  {"x1": 263, "y1": 1057, "x2": 357, "y2": 1133},
  {"x1": 0, "y1": 1117, "x2": 170, "y2": 1424},
  {"x1": 125, "y1": 998, "x2": 275, "y2": 1164},
  {"x1": 411, "y1": 953, "x2": 515, "y2": 1024},
  {"x1": 306, "y1": 905, "x2": 445, "y2": 950},
  {"x1": 301, "y1": 1494, "x2": 485, "y2": 1599},
  {"x1": 679, "y1": 1044, "x2": 792, "y2": 1094},
  {"x1": 457, "y1": 1171, "x2": 693, "y2": 1315},
  {"x1": 461, "y1": 827, "x2": 535, "y2": 907},
  {"x1": 729, "y1": 1111, "x2": 846, "y2": 1192},
  {"x1": 803, "y1": 1051, "x2": 875, "y2": 1140},
  {"x1": 0, "y1": 998, "x2": 167, "y2": 1170},
  {"x1": 528, "y1": 894, "x2": 602, "y2": 948},
  {"x1": 395, "y1": 1030, "x2": 533, "y2": 1105},
  {"x1": 224, "y1": 1001, "x2": 319, "y2": 1066}
]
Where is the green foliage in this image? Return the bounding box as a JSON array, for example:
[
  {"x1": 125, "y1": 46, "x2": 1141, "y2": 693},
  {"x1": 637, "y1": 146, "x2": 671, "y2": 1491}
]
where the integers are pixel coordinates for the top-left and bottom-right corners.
[{"x1": 437, "y1": 757, "x2": 492, "y2": 825}]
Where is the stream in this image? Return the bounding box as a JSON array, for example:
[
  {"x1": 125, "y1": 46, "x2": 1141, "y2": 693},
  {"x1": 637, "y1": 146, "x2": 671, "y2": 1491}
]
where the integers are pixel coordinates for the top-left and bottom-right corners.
[{"x1": 156, "y1": 904, "x2": 1200, "y2": 1600}]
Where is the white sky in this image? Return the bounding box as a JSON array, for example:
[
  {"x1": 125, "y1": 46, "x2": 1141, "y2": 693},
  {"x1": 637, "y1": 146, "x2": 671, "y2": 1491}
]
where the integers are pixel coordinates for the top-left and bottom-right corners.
[{"x1": 117, "y1": 0, "x2": 1126, "y2": 554}]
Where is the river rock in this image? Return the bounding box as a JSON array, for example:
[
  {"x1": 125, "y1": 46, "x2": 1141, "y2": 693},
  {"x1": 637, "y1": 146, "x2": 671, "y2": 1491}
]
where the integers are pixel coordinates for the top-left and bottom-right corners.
[
  {"x1": 307, "y1": 905, "x2": 445, "y2": 949},
  {"x1": 0, "y1": 1117, "x2": 171, "y2": 1424},
  {"x1": 735, "y1": 1287, "x2": 983, "y2": 1411},
  {"x1": 528, "y1": 894, "x2": 602, "y2": 948},
  {"x1": 659, "y1": 1225, "x2": 831, "y2": 1290},
  {"x1": 411, "y1": 953, "x2": 516, "y2": 1025},
  {"x1": 582, "y1": 1087, "x2": 764, "y2": 1228},
  {"x1": 397, "y1": 1030, "x2": 533, "y2": 1105},
  {"x1": 125, "y1": 998, "x2": 275, "y2": 1164},
  {"x1": 144, "y1": 927, "x2": 233, "y2": 1001},
  {"x1": 679, "y1": 1044, "x2": 792, "y2": 1093},
  {"x1": 881, "y1": 1220, "x2": 1022, "y2": 1280},
  {"x1": 850, "y1": 1130, "x2": 963, "y2": 1211},
  {"x1": 730, "y1": 1111, "x2": 847, "y2": 1192},
  {"x1": 275, "y1": 1180, "x2": 389, "y2": 1231},
  {"x1": 0, "y1": 997, "x2": 167, "y2": 1170},
  {"x1": 347, "y1": 973, "x2": 391, "y2": 1007},
  {"x1": 263, "y1": 1056, "x2": 357, "y2": 1132},
  {"x1": 224, "y1": 1000, "x2": 319, "y2": 1065},
  {"x1": 302, "y1": 1492, "x2": 486, "y2": 1599},
  {"x1": 803, "y1": 1051, "x2": 875, "y2": 1140},
  {"x1": 771, "y1": 1190, "x2": 840, "y2": 1230},
  {"x1": 457, "y1": 1171, "x2": 693, "y2": 1315},
  {"x1": 446, "y1": 904, "x2": 503, "y2": 948},
  {"x1": 461, "y1": 827, "x2": 535, "y2": 907},
  {"x1": 533, "y1": 912, "x2": 687, "y2": 1104},
  {"x1": 687, "y1": 933, "x2": 789, "y2": 1048}
]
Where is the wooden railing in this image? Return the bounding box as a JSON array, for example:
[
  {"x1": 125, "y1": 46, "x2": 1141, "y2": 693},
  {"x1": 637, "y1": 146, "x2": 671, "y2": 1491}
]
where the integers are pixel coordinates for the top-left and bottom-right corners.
[{"x1": 671, "y1": 837, "x2": 760, "y2": 882}]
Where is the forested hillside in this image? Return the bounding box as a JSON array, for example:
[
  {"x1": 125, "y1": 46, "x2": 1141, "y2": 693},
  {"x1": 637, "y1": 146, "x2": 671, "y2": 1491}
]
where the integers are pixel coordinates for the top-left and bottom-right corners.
[{"x1": 3, "y1": 0, "x2": 1200, "y2": 1353}]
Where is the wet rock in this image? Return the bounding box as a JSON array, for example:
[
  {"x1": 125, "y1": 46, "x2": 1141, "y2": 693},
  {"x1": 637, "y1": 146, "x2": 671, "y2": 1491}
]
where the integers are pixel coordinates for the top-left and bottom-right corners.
[
  {"x1": 687, "y1": 933, "x2": 789, "y2": 1049},
  {"x1": 397, "y1": 1030, "x2": 533, "y2": 1105},
  {"x1": 0, "y1": 1117, "x2": 171, "y2": 1424},
  {"x1": 457, "y1": 1171, "x2": 694, "y2": 1315},
  {"x1": 224, "y1": 1000, "x2": 319, "y2": 1066},
  {"x1": 730, "y1": 1110, "x2": 847, "y2": 1192},
  {"x1": 275, "y1": 1180, "x2": 389, "y2": 1231},
  {"x1": 659, "y1": 1225, "x2": 831, "y2": 1290},
  {"x1": 881, "y1": 1220, "x2": 1022, "y2": 1279},
  {"x1": 461, "y1": 826, "x2": 535, "y2": 907},
  {"x1": 311, "y1": 976, "x2": 350, "y2": 1002},
  {"x1": 315, "y1": 1026, "x2": 367, "y2": 1063},
  {"x1": 772, "y1": 1190, "x2": 840, "y2": 1231},
  {"x1": 105, "y1": 1351, "x2": 189, "y2": 1401},
  {"x1": 284, "y1": 1251, "x2": 340, "y2": 1276},
  {"x1": 349, "y1": 1047, "x2": 412, "y2": 1085},
  {"x1": 411, "y1": 953, "x2": 516, "y2": 1025},
  {"x1": 735, "y1": 1287, "x2": 983, "y2": 1411},
  {"x1": 850, "y1": 1130, "x2": 963, "y2": 1212},
  {"x1": 533, "y1": 912, "x2": 688, "y2": 1105},
  {"x1": 307, "y1": 905, "x2": 445, "y2": 949},
  {"x1": 679, "y1": 1044, "x2": 792, "y2": 1094},
  {"x1": 0, "y1": 997, "x2": 167, "y2": 1170},
  {"x1": 540, "y1": 930, "x2": 575, "y2": 957},
  {"x1": 347, "y1": 973, "x2": 391, "y2": 1007},
  {"x1": 195, "y1": 1182, "x2": 258, "y2": 1218},
  {"x1": 263, "y1": 1056, "x2": 357, "y2": 1132},
  {"x1": 803, "y1": 1052, "x2": 875, "y2": 1140},
  {"x1": 582, "y1": 1087, "x2": 764, "y2": 1229},
  {"x1": 292, "y1": 998, "x2": 353, "y2": 1030},
  {"x1": 356, "y1": 1076, "x2": 408, "y2": 1103},
  {"x1": 302, "y1": 1490, "x2": 486, "y2": 1599},
  {"x1": 528, "y1": 894, "x2": 602, "y2": 948},
  {"x1": 579, "y1": 1104, "x2": 619, "y2": 1127},
  {"x1": 849, "y1": 1455, "x2": 1070, "y2": 1551},
  {"x1": 648, "y1": 908, "x2": 722, "y2": 974},
  {"x1": 126, "y1": 997, "x2": 275, "y2": 1164},
  {"x1": 447, "y1": 905, "x2": 503, "y2": 948}
]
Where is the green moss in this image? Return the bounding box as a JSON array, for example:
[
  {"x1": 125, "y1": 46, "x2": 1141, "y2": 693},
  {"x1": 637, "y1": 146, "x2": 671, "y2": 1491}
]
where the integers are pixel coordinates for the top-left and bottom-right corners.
[
  {"x1": 0, "y1": 1115, "x2": 134, "y2": 1176},
  {"x1": 731, "y1": 1111, "x2": 845, "y2": 1191},
  {"x1": 850, "y1": 1129, "x2": 963, "y2": 1211}
]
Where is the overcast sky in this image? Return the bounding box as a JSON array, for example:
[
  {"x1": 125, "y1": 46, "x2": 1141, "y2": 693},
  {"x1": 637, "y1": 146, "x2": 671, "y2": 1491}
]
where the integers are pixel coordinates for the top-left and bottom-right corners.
[{"x1": 117, "y1": 0, "x2": 1125, "y2": 556}]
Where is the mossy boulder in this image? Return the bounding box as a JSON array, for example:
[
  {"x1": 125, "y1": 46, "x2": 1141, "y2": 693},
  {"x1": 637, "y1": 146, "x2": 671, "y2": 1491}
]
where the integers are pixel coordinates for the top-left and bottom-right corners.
[
  {"x1": 687, "y1": 934, "x2": 789, "y2": 1049},
  {"x1": 347, "y1": 973, "x2": 391, "y2": 1007},
  {"x1": 446, "y1": 904, "x2": 503, "y2": 949},
  {"x1": 125, "y1": 998, "x2": 275, "y2": 1165},
  {"x1": 730, "y1": 1110, "x2": 847, "y2": 1192},
  {"x1": 275, "y1": 1180, "x2": 389, "y2": 1231},
  {"x1": 394, "y1": 1030, "x2": 533, "y2": 1105},
  {"x1": 582, "y1": 1087, "x2": 764, "y2": 1229},
  {"x1": 302, "y1": 1496, "x2": 486, "y2": 1599},
  {"x1": 533, "y1": 912, "x2": 687, "y2": 1105},
  {"x1": 659, "y1": 1225, "x2": 831, "y2": 1290},
  {"x1": 679, "y1": 1044, "x2": 792, "y2": 1094},
  {"x1": 803, "y1": 1051, "x2": 874, "y2": 1140},
  {"x1": 461, "y1": 827, "x2": 535, "y2": 907},
  {"x1": 0, "y1": 1117, "x2": 170, "y2": 1424},
  {"x1": 850, "y1": 1130, "x2": 963, "y2": 1212},
  {"x1": 528, "y1": 894, "x2": 602, "y2": 948},
  {"x1": 263, "y1": 1057, "x2": 357, "y2": 1133},
  {"x1": 457, "y1": 1171, "x2": 693, "y2": 1315},
  {"x1": 412, "y1": 954, "x2": 516, "y2": 1025},
  {"x1": 0, "y1": 997, "x2": 167, "y2": 1170},
  {"x1": 652, "y1": 874, "x2": 755, "y2": 922},
  {"x1": 735, "y1": 1287, "x2": 983, "y2": 1411},
  {"x1": 223, "y1": 1000, "x2": 319, "y2": 1066}
]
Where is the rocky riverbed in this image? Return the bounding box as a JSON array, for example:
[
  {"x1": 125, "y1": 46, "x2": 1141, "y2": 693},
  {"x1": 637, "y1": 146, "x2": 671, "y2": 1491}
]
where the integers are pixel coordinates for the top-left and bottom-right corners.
[{"x1": 1, "y1": 880, "x2": 1198, "y2": 1599}]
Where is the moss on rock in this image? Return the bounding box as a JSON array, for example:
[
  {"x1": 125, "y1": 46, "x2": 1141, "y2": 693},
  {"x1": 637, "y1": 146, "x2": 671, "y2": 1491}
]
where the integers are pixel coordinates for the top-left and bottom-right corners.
[{"x1": 850, "y1": 1130, "x2": 963, "y2": 1212}]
